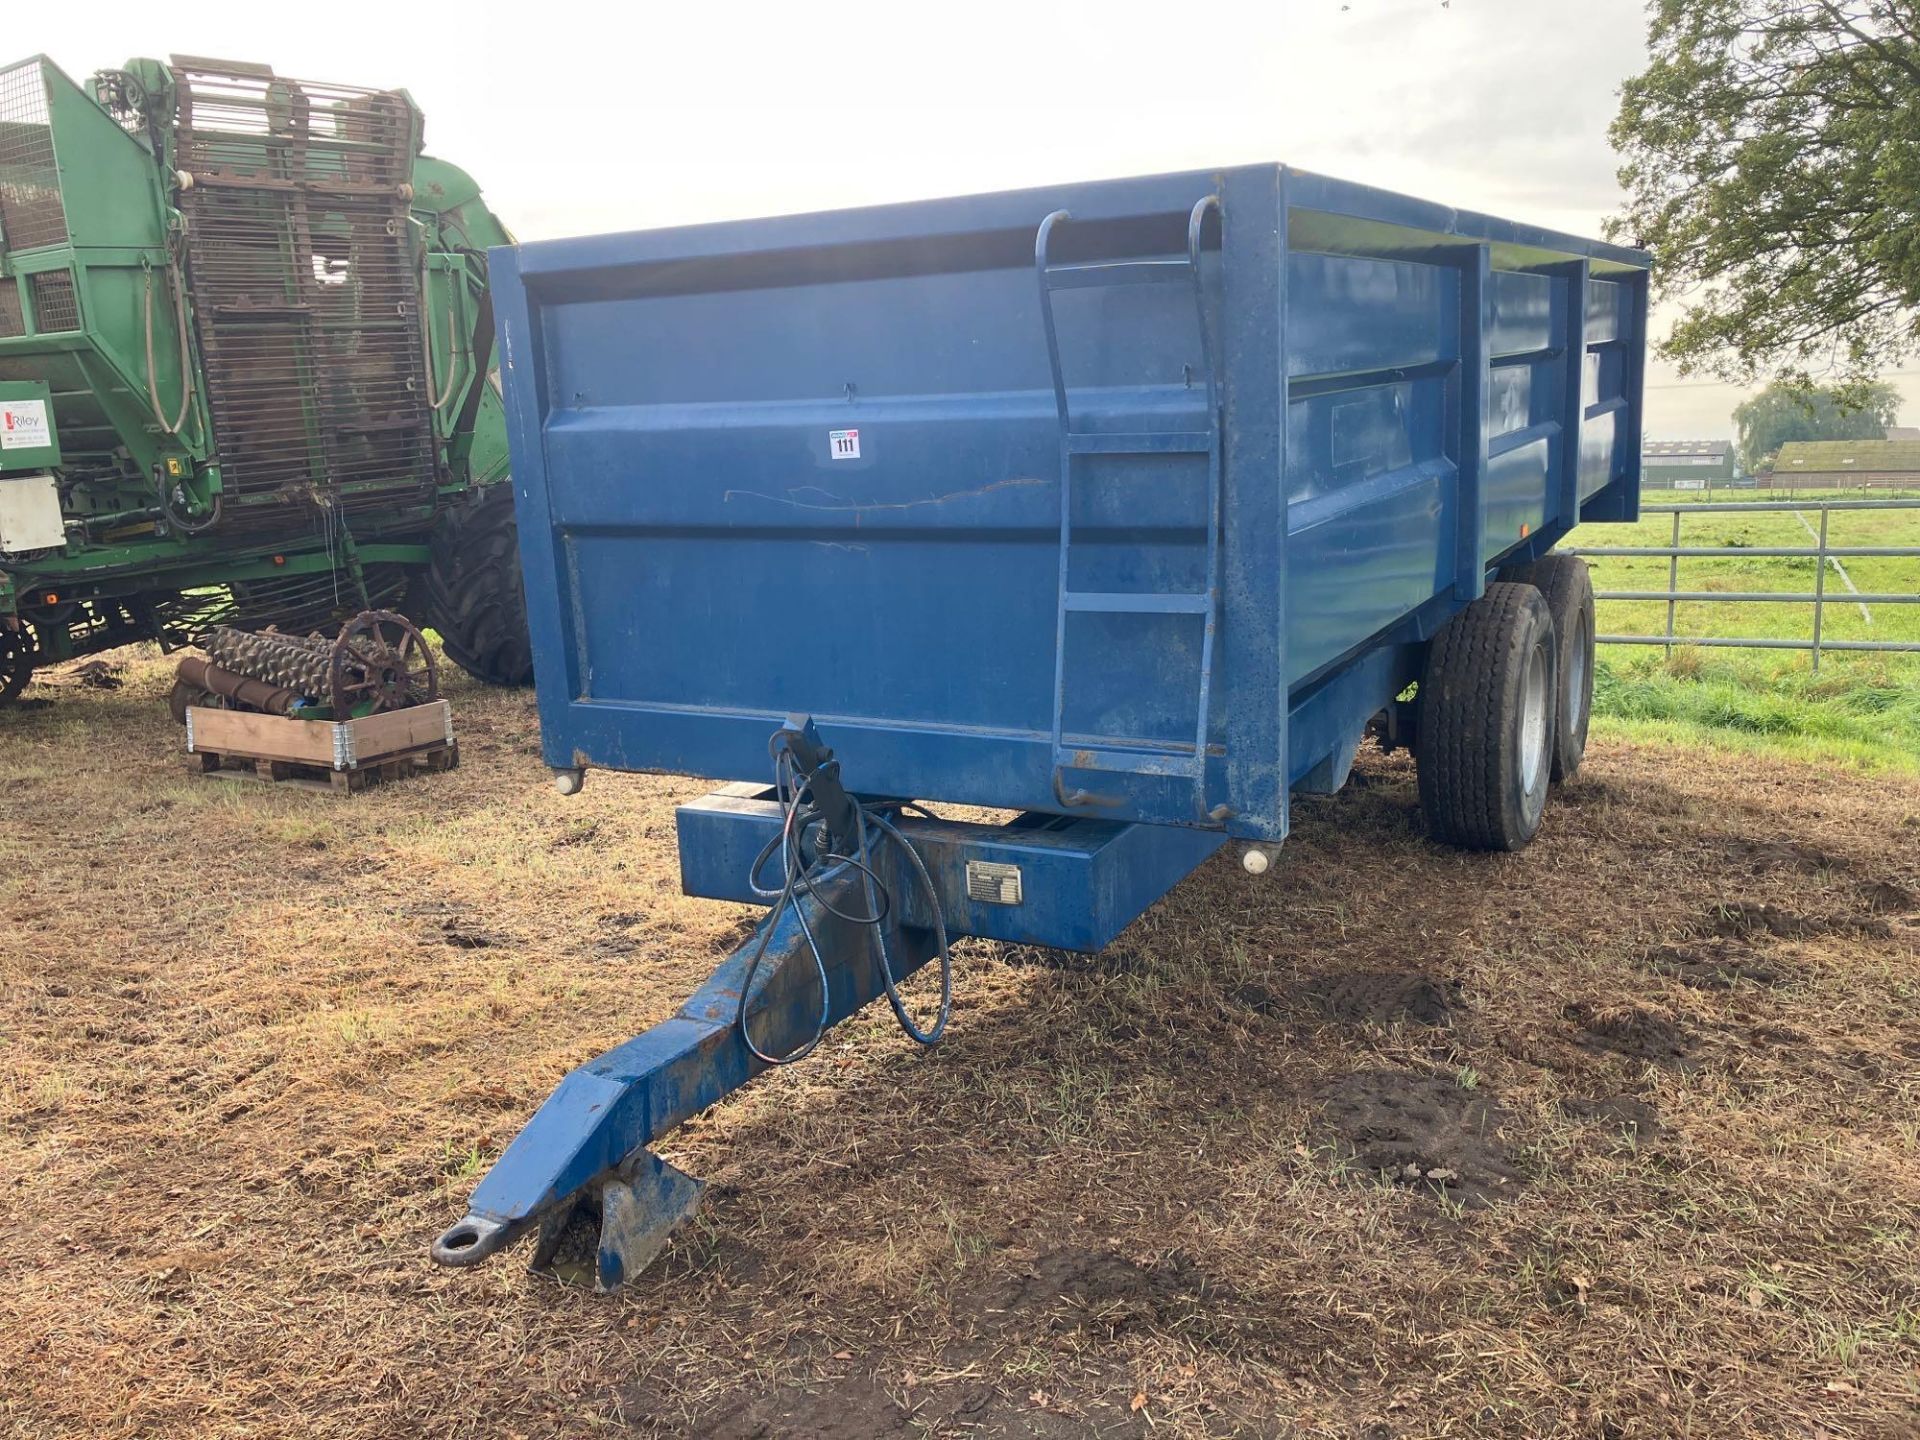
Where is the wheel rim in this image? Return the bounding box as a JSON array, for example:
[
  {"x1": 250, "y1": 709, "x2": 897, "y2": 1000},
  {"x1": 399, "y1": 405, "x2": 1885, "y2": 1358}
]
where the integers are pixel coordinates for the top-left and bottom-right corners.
[
  {"x1": 1567, "y1": 609, "x2": 1591, "y2": 731},
  {"x1": 329, "y1": 610, "x2": 437, "y2": 716},
  {"x1": 1519, "y1": 640, "x2": 1550, "y2": 797}
]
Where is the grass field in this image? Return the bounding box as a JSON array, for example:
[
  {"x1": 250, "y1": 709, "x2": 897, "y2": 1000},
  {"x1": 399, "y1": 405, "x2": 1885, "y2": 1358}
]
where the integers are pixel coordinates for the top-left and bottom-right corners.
[
  {"x1": 4, "y1": 652, "x2": 1918, "y2": 1438},
  {"x1": 1573, "y1": 489, "x2": 1920, "y2": 770}
]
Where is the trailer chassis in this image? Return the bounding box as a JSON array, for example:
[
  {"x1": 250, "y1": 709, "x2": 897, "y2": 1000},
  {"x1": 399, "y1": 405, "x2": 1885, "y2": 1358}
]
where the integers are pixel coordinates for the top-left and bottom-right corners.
[{"x1": 431, "y1": 717, "x2": 1220, "y2": 1288}]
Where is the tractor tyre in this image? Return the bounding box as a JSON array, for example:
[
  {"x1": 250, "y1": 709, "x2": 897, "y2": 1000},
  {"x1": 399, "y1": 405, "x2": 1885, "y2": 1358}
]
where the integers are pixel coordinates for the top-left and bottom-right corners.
[
  {"x1": 0, "y1": 625, "x2": 35, "y2": 705},
  {"x1": 423, "y1": 482, "x2": 534, "y2": 687},
  {"x1": 1416, "y1": 582, "x2": 1558, "y2": 852}
]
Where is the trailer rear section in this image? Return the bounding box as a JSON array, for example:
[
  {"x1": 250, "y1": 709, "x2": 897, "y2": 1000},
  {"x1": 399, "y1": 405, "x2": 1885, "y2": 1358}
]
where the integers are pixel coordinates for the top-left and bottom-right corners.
[{"x1": 434, "y1": 165, "x2": 1649, "y2": 1286}]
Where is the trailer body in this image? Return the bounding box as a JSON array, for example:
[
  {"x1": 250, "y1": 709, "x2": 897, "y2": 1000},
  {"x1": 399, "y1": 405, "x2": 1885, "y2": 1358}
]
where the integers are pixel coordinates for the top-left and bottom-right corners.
[
  {"x1": 498, "y1": 164, "x2": 1646, "y2": 869},
  {"x1": 430, "y1": 169, "x2": 1648, "y2": 1284}
]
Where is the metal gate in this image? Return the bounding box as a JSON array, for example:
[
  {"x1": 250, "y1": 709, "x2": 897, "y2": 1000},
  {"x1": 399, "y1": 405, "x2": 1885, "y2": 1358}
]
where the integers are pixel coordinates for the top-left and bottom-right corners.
[{"x1": 1565, "y1": 498, "x2": 1920, "y2": 669}]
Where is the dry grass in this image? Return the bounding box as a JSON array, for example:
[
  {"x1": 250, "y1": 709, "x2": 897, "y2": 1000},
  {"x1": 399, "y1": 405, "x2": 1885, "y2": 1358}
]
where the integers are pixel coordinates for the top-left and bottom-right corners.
[{"x1": 2, "y1": 648, "x2": 1918, "y2": 1439}]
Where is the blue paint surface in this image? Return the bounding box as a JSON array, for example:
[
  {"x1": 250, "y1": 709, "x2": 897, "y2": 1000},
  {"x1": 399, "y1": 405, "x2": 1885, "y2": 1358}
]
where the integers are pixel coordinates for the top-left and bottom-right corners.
[
  {"x1": 677, "y1": 786, "x2": 1222, "y2": 953},
  {"x1": 494, "y1": 164, "x2": 1649, "y2": 843}
]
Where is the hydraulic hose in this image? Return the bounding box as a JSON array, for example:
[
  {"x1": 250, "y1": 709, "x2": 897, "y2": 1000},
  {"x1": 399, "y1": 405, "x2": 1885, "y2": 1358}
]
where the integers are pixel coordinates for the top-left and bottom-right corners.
[
  {"x1": 158, "y1": 465, "x2": 221, "y2": 534},
  {"x1": 143, "y1": 259, "x2": 195, "y2": 437},
  {"x1": 419, "y1": 254, "x2": 468, "y2": 415},
  {"x1": 736, "y1": 748, "x2": 953, "y2": 1065}
]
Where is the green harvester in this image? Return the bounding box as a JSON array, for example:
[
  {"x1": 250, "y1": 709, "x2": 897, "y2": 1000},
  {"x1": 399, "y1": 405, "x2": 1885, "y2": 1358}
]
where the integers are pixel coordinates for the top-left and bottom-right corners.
[{"x1": 0, "y1": 53, "x2": 529, "y2": 703}]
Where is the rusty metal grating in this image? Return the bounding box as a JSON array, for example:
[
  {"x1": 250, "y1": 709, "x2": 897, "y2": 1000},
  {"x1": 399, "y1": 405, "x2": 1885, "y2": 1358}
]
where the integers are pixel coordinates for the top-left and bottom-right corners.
[
  {"x1": 171, "y1": 60, "x2": 436, "y2": 524},
  {"x1": 0, "y1": 277, "x2": 21, "y2": 337},
  {"x1": 0, "y1": 60, "x2": 69, "y2": 253},
  {"x1": 28, "y1": 269, "x2": 78, "y2": 331},
  {"x1": 156, "y1": 561, "x2": 411, "y2": 643},
  {"x1": 171, "y1": 59, "x2": 417, "y2": 190}
]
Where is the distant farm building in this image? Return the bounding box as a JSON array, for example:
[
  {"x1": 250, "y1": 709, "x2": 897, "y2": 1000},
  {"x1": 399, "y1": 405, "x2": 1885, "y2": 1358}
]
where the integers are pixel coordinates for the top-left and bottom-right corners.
[
  {"x1": 1642, "y1": 439, "x2": 1735, "y2": 489},
  {"x1": 1769, "y1": 439, "x2": 1920, "y2": 489}
]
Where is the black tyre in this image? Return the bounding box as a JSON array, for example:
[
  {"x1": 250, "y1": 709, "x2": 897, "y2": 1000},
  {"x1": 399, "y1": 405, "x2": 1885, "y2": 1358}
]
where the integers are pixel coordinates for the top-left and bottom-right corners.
[
  {"x1": 0, "y1": 625, "x2": 34, "y2": 705},
  {"x1": 1505, "y1": 554, "x2": 1594, "y2": 781},
  {"x1": 1417, "y1": 582, "x2": 1558, "y2": 852},
  {"x1": 423, "y1": 482, "x2": 533, "y2": 686}
]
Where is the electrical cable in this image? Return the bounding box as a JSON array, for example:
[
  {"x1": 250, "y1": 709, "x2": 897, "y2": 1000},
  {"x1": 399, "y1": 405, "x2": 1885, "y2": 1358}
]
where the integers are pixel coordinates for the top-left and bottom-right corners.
[
  {"x1": 735, "y1": 745, "x2": 953, "y2": 1065},
  {"x1": 735, "y1": 752, "x2": 830, "y2": 1066},
  {"x1": 856, "y1": 805, "x2": 952, "y2": 1047}
]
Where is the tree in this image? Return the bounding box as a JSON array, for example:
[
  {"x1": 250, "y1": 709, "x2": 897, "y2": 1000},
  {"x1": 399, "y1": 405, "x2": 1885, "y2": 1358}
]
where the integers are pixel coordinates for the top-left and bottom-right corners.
[
  {"x1": 1732, "y1": 380, "x2": 1900, "y2": 471},
  {"x1": 1610, "y1": 2, "x2": 1920, "y2": 393}
]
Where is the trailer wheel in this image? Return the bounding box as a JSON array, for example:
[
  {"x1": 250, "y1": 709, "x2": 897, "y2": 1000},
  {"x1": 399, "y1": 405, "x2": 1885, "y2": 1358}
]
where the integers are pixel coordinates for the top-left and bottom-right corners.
[
  {"x1": 1417, "y1": 582, "x2": 1558, "y2": 852},
  {"x1": 423, "y1": 482, "x2": 534, "y2": 687},
  {"x1": 1505, "y1": 554, "x2": 1594, "y2": 781}
]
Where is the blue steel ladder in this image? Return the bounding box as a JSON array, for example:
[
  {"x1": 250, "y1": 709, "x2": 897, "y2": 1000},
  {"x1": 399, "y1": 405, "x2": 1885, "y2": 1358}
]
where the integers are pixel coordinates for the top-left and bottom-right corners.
[{"x1": 1034, "y1": 195, "x2": 1224, "y2": 822}]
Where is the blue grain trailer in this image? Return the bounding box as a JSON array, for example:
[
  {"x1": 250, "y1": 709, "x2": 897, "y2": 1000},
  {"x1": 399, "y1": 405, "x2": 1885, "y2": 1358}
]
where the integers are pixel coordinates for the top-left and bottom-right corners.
[{"x1": 433, "y1": 165, "x2": 1648, "y2": 1287}]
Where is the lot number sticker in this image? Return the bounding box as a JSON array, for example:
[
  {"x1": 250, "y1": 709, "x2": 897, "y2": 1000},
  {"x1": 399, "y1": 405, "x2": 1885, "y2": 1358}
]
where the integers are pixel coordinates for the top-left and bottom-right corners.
[{"x1": 828, "y1": 428, "x2": 861, "y2": 460}]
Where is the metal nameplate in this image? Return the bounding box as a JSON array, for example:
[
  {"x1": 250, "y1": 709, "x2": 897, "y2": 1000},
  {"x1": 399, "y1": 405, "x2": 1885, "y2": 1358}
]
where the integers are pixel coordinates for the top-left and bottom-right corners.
[{"x1": 965, "y1": 860, "x2": 1022, "y2": 906}]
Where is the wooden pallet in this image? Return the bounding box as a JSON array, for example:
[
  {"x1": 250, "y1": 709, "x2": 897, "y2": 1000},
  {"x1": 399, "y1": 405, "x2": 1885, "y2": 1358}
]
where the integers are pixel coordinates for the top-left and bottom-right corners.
[{"x1": 185, "y1": 700, "x2": 458, "y2": 794}]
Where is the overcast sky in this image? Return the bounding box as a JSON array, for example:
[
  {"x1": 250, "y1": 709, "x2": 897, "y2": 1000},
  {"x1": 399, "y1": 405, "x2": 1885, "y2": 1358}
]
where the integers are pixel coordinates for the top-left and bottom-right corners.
[{"x1": 33, "y1": 0, "x2": 1918, "y2": 440}]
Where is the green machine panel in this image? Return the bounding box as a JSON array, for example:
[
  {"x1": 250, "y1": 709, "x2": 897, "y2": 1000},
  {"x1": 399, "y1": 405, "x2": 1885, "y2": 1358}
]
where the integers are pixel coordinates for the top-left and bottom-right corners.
[{"x1": 0, "y1": 52, "x2": 529, "y2": 692}]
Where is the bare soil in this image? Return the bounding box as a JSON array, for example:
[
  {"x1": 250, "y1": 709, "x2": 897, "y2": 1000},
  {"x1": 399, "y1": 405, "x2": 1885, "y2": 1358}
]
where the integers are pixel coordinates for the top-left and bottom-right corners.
[{"x1": 3, "y1": 650, "x2": 1919, "y2": 1438}]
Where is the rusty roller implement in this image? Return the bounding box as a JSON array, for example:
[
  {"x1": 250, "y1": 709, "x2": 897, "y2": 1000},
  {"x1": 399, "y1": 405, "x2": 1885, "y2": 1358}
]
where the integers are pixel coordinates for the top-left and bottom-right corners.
[
  {"x1": 169, "y1": 655, "x2": 298, "y2": 721},
  {"x1": 192, "y1": 609, "x2": 436, "y2": 716},
  {"x1": 200, "y1": 625, "x2": 335, "y2": 697}
]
